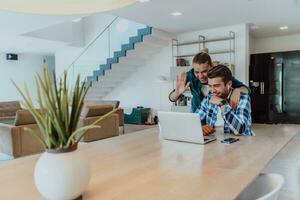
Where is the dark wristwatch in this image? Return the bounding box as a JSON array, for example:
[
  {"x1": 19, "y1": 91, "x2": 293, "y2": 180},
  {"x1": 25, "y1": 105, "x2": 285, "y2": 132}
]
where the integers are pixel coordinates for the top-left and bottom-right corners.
[{"x1": 218, "y1": 99, "x2": 227, "y2": 107}]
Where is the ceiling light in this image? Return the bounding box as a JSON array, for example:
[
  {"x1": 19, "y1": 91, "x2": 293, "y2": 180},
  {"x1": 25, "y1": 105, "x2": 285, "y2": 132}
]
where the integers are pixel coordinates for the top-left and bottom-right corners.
[
  {"x1": 171, "y1": 12, "x2": 182, "y2": 16},
  {"x1": 139, "y1": 0, "x2": 150, "y2": 2},
  {"x1": 280, "y1": 26, "x2": 288, "y2": 30},
  {"x1": 0, "y1": 0, "x2": 136, "y2": 15}
]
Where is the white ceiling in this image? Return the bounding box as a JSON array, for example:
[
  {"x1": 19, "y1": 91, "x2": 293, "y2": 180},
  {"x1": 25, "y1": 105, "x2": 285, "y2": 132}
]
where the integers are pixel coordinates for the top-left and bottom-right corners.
[
  {"x1": 0, "y1": 11, "x2": 81, "y2": 54},
  {"x1": 112, "y1": 0, "x2": 300, "y2": 38},
  {"x1": 0, "y1": 0, "x2": 300, "y2": 54}
]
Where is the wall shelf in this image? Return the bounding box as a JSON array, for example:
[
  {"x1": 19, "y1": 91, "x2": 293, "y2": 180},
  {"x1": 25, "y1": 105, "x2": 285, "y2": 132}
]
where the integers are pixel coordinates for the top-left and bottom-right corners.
[
  {"x1": 174, "y1": 50, "x2": 235, "y2": 58},
  {"x1": 175, "y1": 36, "x2": 235, "y2": 47}
]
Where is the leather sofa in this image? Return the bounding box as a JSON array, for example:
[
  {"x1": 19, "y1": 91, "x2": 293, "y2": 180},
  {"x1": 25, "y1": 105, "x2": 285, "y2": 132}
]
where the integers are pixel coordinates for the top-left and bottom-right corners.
[
  {"x1": 0, "y1": 101, "x2": 21, "y2": 124},
  {"x1": 80, "y1": 104, "x2": 119, "y2": 142},
  {"x1": 0, "y1": 109, "x2": 44, "y2": 158},
  {"x1": 84, "y1": 100, "x2": 124, "y2": 134}
]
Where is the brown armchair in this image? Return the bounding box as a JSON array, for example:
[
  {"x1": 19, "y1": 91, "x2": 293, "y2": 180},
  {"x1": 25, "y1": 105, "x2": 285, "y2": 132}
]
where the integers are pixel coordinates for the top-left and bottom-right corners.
[
  {"x1": 80, "y1": 104, "x2": 119, "y2": 142},
  {"x1": 0, "y1": 101, "x2": 21, "y2": 123},
  {"x1": 84, "y1": 100, "x2": 124, "y2": 134},
  {"x1": 0, "y1": 109, "x2": 44, "y2": 158}
]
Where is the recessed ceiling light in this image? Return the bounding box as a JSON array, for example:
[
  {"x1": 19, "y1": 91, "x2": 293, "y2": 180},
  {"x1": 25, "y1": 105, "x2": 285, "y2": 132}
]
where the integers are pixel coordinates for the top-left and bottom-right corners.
[
  {"x1": 171, "y1": 12, "x2": 182, "y2": 16},
  {"x1": 280, "y1": 26, "x2": 288, "y2": 30},
  {"x1": 139, "y1": 0, "x2": 150, "y2": 2}
]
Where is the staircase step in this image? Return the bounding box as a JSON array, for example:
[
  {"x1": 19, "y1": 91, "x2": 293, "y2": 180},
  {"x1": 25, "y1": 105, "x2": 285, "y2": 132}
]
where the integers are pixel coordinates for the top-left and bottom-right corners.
[
  {"x1": 113, "y1": 50, "x2": 126, "y2": 58},
  {"x1": 129, "y1": 35, "x2": 143, "y2": 44},
  {"x1": 107, "y1": 57, "x2": 119, "y2": 65},
  {"x1": 138, "y1": 27, "x2": 152, "y2": 37},
  {"x1": 121, "y1": 43, "x2": 134, "y2": 51},
  {"x1": 93, "y1": 69, "x2": 104, "y2": 77},
  {"x1": 100, "y1": 64, "x2": 110, "y2": 71}
]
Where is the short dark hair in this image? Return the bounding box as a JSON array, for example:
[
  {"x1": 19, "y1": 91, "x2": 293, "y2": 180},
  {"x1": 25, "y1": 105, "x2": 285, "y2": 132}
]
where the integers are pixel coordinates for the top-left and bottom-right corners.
[
  {"x1": 207, "y1": 64, "x2": 232, "y2": 84},
  {"x1": 192, "y1": 52, "x2": 212, "y2": 66}
]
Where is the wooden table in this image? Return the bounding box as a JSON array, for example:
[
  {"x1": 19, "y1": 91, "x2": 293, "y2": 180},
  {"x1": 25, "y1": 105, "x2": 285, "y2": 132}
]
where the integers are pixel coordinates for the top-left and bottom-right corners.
[{"x1": 0, "y1": 124, "x2": 299, "y2": 200}]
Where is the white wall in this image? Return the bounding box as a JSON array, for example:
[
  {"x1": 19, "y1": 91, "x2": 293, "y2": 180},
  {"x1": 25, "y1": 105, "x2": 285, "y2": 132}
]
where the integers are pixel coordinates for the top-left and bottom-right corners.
[
  {"x1": 104, "y1": 43, "x2": 173, "y2": 111},
  {"x1": 104, "y1": 24, "x2": 250, "y2": 111},
  {"x1": 251, "y1": 33, "x2": 300, "y2": 54},
  {"x1": 0, "y1": 53, "x2": 44, "y2": 102}
]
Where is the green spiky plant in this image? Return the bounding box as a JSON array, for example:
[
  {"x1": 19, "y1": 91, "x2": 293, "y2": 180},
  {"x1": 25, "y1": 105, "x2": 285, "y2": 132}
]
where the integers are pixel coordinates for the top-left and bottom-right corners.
[{"x1": 13, "y1": 67, "x2": 116, "y2": 150}]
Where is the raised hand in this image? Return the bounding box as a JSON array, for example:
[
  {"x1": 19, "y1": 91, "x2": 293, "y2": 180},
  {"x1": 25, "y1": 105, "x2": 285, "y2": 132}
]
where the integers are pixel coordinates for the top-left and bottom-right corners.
[{"x1": 175, "y1": 71, "x2": 190, "y2": 95}]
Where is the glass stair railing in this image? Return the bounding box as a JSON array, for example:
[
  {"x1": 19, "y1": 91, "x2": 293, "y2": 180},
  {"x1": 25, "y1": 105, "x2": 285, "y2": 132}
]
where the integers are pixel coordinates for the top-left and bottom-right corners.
[{"x1": 68, "y1": 16, "x2": 152, "y2": 85}]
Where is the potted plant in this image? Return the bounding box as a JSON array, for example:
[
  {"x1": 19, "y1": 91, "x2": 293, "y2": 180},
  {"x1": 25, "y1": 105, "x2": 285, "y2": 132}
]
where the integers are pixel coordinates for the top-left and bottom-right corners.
[{"x1": 13, "y1": 67, "x2": 116, "y2": 200}]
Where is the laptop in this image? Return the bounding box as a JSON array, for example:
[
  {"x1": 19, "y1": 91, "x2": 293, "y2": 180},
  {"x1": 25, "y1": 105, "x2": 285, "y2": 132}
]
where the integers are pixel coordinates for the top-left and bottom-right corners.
[{"x1": 158, "y1": 111, "x2": 216, "y2": 144}]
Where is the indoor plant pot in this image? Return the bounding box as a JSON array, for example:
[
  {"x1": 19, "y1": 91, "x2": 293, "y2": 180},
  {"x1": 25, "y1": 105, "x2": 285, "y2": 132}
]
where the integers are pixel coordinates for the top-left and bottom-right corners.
[
  {"x1": 14, "y1": 67, "x2": 115, "y2": 200},
  {"x1": 34, "y1": 144, "x2": 90, "y2": 200}
]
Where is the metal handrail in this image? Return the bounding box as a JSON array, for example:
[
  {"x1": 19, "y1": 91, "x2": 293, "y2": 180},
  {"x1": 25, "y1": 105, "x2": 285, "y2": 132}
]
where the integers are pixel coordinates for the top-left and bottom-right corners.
[{"x1": 67, "y1": 16, "x2": 119, "y2": 71}]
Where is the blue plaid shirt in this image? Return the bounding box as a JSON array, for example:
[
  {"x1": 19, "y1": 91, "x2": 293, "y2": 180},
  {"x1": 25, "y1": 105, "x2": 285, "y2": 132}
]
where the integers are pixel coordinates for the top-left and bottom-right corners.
[{"x1": 198, "y1": 93, "x2": 254, "y2": 136}]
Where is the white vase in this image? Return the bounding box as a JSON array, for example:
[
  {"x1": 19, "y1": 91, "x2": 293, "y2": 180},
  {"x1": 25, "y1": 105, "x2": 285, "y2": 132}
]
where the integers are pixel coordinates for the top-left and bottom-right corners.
[{"x1": 34, "y1": 147, "x2": 90, "y2": 200}]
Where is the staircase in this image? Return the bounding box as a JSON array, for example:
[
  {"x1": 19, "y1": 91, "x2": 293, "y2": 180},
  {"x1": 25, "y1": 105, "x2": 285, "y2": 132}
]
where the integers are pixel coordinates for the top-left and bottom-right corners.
[{"x1": 84, "y1": 27, "x2": 171, "y2": 101}]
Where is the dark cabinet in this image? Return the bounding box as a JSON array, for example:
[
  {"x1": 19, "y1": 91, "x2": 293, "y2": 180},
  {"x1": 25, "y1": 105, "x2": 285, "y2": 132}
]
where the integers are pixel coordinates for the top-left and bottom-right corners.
[{"x1": 250, "y1": 51, "x2": 300, "y2": 124}]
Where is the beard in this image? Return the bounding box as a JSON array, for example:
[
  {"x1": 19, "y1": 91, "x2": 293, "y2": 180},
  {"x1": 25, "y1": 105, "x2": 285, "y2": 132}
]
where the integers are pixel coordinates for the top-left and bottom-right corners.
[{"x1": 214, "y1": 88, "x2": 230, "y2": 99}]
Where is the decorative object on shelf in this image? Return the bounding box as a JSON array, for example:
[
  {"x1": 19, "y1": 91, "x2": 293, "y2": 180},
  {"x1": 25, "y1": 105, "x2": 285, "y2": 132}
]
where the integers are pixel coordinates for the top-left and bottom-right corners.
[
  {"x1": 202, "y1": 48, "x2": 209, "y2": 54},
  {"x1": 0, "y1": 0, "x2": 136, "y2": 15},
  {"x1": 176, "y1": 58, "x2": 189, "y2": 66},
  {"x1": 145, "y1": 109, "x2": 157, "y2": 125},
  {"x1": 13, "y1": 67, "x2": 116, "y2": 200}
]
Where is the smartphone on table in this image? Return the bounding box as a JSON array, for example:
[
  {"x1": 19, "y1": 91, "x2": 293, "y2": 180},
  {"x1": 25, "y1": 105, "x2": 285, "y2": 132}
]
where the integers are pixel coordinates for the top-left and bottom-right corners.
[{"x1": 221, "y1": 137, "x2": 239, "y2": 144}]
